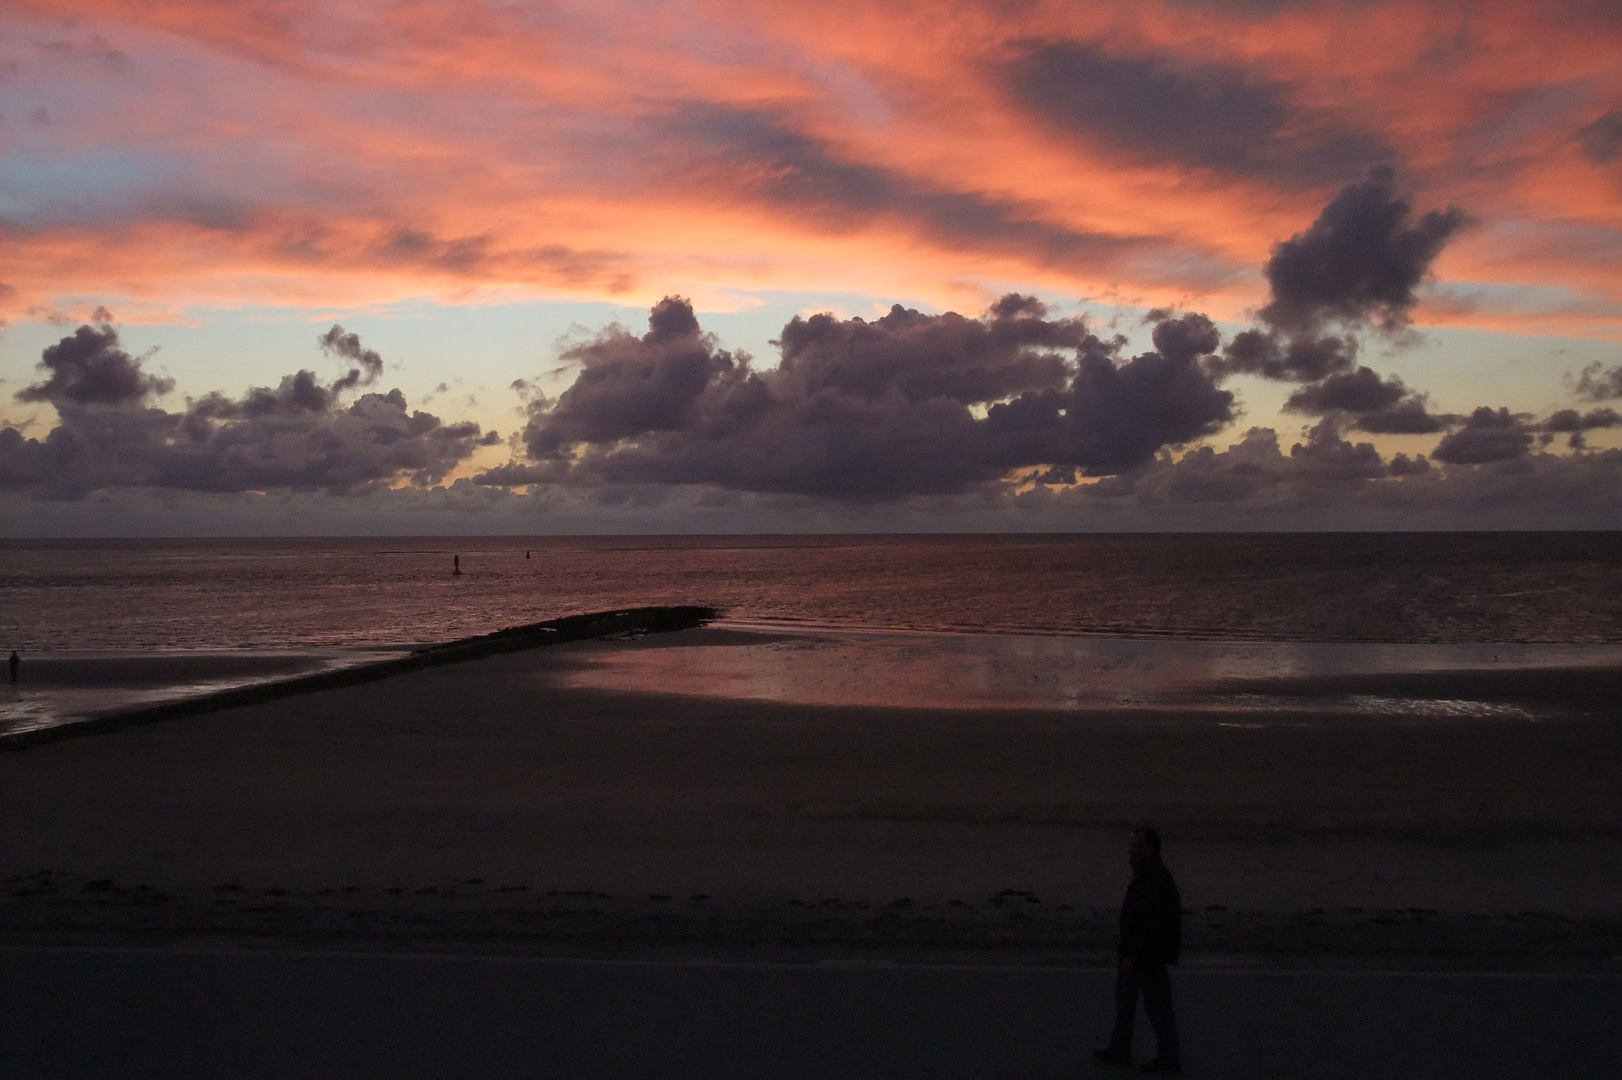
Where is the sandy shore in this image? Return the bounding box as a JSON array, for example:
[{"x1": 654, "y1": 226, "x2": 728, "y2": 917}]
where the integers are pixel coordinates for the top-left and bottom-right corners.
[{"x1": 3, "y1": 628, "x2": 1620, "y2": 967}]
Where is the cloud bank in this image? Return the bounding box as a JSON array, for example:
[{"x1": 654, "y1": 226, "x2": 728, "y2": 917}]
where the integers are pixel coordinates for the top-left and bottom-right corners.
[
  {"x1": 481, "y1": 296, "x2": 1233, "y2": 500},
  {"x1": 455, "y1": 170, "x2": 1618, "y2": 523},
  {"x1": 4, "y1": 170, "x2": 1619, "y2": 529},
  {"x1": 2, "y1": 323, "x2": 498, "y2": 500}
]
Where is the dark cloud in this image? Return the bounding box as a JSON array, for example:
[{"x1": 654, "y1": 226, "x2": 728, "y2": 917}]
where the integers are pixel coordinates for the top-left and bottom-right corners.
[
  {"x1": 1258, "y1": 166, "x2": 1470, "y2": 334},
  {"x1": 359, "y1": 226, "x2": 635, "y2": 289},
  {"x1": 464, "y1": 170, "x2": 1622, "y2": 520},
  {"x1": 317, "y1": 324, "x2": 385, "y2": 392},
  {"x1": 1283, "y1": 365, "x2": 1403, "y2": 413},
  {"x1": 1, "y1": 325, "x2": 497, "y2": 500},
  {"x1": 1085, "y1": 423, "x2": 1397, "y2": 507},
  {"x1": 1430, "y1": 406, "x2": 1533, "y2": 465},
  {"x1": 1002, "y1": 41, "x2": 1388, "y2": 185},
  {"x1": 982, "y1": 312, "x2": 1234, "y2": 475},
  {"x1": 483, "y1": 297, "x2": 1232, "y2": 500},
  {"x1": 1354, "y1": 398, "x2": 1451, "y2": 435},
  {"x1": 521, "y1": 295, "x2": 756, "y2": 459},
  {"x1": 989, "y1": 293, "x2": 1049, "y2": 319},
  {"x1": 471, "y1": 174, "x2": 1589, "y2": 507},
  {"x1": 1281, "y1": 366, "x2": 1450, "y2": 433},
  {"x1": 666, "y1": 106, "x2": 1178, "y2": 278},
  {"x1": 1540, "y1": 407, "x2": 1621, "y2": 432},
  {"x1": 1214, "y1": 171, "x2": 1466, "y2": 387},
  {"x1": 1284, "y1": 418, "x2": 1392, "y2": 482},
  {"x1": 1057, "y1": 424, "x2": 1622, "y2": 529},
  {"x1": 19, "y1": 434, "x2": 1622, "y2": 536},
  {"x1": 1214, "y1": 327, "x2": 1357, "y2": 381},
  {"x1": 14, "y1": 323, "x2": 175, "y2": 406},
  {"x1": 1212, "y1": 169, "x2": 1468, "y2": 448},
  {"x1": 1578, "y1": 110, "x2": 1622, "y2": 165},
  {"x1": 1572, "y1": 361, "x2": 1622, "y2": 401},
  {"x1": 1386, "y1": 452, "x2": 1430, "y2": 477}
]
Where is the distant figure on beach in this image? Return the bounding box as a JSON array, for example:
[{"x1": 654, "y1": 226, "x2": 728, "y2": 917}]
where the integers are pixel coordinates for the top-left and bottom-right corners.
[
  {"x1": 526, "y1": 550, "x2": 530, "y2": 559},
  {"x1": 453, "y1": 554, "x2": 463, "y2": 576},
  {"x1": 7, "y1": 650, "x2": 16, "y2": 684},
  {"x1": 1094, "y1": 827, "x2": 1182, "y2": 1072}
]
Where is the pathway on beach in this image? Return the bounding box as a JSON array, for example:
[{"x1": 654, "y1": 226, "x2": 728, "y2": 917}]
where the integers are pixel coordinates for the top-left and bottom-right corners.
[{"x1": 3, "y1": 948, "x2": 1616, "y2": 1079}]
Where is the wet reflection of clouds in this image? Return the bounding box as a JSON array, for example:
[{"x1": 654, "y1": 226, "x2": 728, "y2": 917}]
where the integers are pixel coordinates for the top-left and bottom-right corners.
[{"x1": 552, "y1": 625, "x2": 1622, "y2": 724}]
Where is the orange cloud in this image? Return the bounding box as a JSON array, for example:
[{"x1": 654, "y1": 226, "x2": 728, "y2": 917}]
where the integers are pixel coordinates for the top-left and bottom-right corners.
[{"x1": 2, "y1": 0, "x2": 1619, "y2": 337}]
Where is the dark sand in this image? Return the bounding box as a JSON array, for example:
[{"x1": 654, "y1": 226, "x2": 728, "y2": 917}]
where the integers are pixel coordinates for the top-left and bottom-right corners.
[
  {"x1": 3, "y1": 630, "x2": 1620, "y2": 967},
  {"x1": 5, "y1": 949, "x2": 1618, "y2": 1079}
]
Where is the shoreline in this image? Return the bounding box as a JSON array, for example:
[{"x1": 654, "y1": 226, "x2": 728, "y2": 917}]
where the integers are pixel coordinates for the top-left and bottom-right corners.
[{"x1": 0, "y1": 605, "x2": 716, "y2": 751}]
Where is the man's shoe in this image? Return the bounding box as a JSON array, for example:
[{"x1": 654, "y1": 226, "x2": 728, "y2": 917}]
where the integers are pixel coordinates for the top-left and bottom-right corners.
[
  {"x1": 1138, "y1": 1057, "x2": 1181, "y2": 1073},
  {"x1": 1092, "y1": 1047, "x2": 1131, "y2": 1066}
]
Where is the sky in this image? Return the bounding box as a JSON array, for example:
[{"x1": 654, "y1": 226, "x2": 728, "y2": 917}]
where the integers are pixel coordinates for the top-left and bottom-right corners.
[{"x1": 2, "y1": 0, "x2": 1621, "y2": 534}]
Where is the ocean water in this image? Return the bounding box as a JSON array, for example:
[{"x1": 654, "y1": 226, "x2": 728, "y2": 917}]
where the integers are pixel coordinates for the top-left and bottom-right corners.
[
  {"x1": 2, "y1": 533, "x2": 1620, "y2": 736},
  {"x1": 5, "y1": 533, "x2": 1621, "y2": 650}
]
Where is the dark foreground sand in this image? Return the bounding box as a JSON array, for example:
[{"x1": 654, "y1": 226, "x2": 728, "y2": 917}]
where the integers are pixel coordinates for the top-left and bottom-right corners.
[
  {"x1": 3, "y1": 630, "x2": 1620, "y2": 968},
  {"x1": 6, "y1": 949, "x2": 1619, "y2": 1079}
]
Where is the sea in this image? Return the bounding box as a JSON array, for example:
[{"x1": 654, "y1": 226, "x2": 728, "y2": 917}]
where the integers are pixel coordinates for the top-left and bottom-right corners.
[{"x1": 3, "y1": 533, "x2": 1621, "y2": 738}]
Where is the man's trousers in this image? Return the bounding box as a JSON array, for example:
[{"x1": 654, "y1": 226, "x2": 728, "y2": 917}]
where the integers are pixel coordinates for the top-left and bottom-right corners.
[{"x1": 1107, "y1": 959, "x2": 1180, "y2": 1061}]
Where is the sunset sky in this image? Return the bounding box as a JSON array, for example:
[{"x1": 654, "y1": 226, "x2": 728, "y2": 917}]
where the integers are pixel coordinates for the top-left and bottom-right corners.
[{"x1": 3, "y1": 0, "x2": 1621, "y2": 533}]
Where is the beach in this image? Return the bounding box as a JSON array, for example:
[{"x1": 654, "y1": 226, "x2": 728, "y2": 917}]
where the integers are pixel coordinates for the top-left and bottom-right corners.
[
  {"x1": 4, "y1": 625, "x2": 1620, "y2": 968},
  {"x1": 6, "y1": 951, "x2": 1619, "y2": 1079}
]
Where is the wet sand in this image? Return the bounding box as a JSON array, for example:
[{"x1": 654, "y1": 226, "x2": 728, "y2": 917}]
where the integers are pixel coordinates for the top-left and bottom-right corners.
[{"x1": 2, "y1": 629, "x2": 1620, "y2": 966}]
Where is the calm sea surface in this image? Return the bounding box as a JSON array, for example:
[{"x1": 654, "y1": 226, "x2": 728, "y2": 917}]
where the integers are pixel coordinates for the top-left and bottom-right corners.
[
  {"x1": 3, "y1": 533, "x2": 1621, "y2": 650},
  {"x1": 2, "y1": 534, "x2": 1620, "y2": 737}
]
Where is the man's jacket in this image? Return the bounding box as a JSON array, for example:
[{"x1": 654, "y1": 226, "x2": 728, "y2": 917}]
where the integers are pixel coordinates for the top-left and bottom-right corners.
[{"x1": 1119, "y1": 857, "x2": 1182, "y2": 965}]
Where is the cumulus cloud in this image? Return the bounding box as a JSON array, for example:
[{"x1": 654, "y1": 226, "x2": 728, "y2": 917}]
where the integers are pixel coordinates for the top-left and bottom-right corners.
[
  {"x1": 1214, "y1": 327, "x2": 1357, "y2": 382},
  {"x1": 1216, "y1": 167, "x2": 1468, "y2": 395},
  {"x1": 1201, "y1": 169, "x2": 1472, "y2": 437},
  {"x1": 480, "y1": 296, "x2": 1232, "y2": 500},
  {"x1": 317, "y1": 324, "x2": 385, "y2": 392},
  {"x1": 1541, "y1": 407, "x2": 1621, "y2": 432},
  {"x1": 1282, "y1": 366, "x2": 1450, "y2": 433},
  {"x1": 2, "y1": 325, "x2": 498, "y2": 499},
  {"x1": 1354, "y1": 398, "x2": 1453, "y2": 436},
  {"x1": 1256, "y1": 166, "x2": 1472, "y2": 335},
  {"x1": 1572, "y1": 361, "x2": 1622, "y2": 401},
  {"x1": 1430, "y1": 406, "x2": 1534, "y2": 465},
  {"x1": 981, "y1": 312, "x2": 1235, "y2": 475},
  {"x1": 1284, "y1": 365, "x2": 1404, "y2": 413},
  {"x1": 468, "y1": 171, "x2": 1618, "y2": 511},
  {"x1": 1085, "y1": 423, "x2": 1397, "y2": 508},
  {"x1": 1538, "y1": 406, "x2": 1620, "y2": 450},
  {"x1": 13, "y1": 322, "x2": 175, "y2": 406},
  {"x1": 1043, "y1": 423, "x2": 1622, "y2": 528}
]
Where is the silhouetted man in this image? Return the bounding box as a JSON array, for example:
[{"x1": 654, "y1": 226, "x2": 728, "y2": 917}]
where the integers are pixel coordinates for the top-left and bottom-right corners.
[
  {"x1": 1094, "y1": 826, "x2": 1182, "y2": 1072},
  {"x1": 7, "y1": 651, "x2": 17, "y2": 685}
]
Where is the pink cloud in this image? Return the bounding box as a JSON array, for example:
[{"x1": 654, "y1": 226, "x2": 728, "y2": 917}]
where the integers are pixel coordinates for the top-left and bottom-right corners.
[{"x1": 1, "y1": 0, "x2": 1619, "y2": 336}]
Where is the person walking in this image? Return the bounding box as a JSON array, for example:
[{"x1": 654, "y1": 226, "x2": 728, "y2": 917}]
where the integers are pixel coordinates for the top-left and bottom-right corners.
[
  {"x1": 7, "y1": 650, "x2": 17, "y2": 685},
  {"x1": 1094, "y1": 826, "x2": 1182, "y2": 1072}
]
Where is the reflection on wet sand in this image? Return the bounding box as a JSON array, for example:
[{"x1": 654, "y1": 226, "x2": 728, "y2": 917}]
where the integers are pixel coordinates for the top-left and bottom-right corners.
[{"x1": 545, "y1": 623, "x2": 1622, "y2": 723}]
